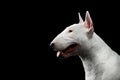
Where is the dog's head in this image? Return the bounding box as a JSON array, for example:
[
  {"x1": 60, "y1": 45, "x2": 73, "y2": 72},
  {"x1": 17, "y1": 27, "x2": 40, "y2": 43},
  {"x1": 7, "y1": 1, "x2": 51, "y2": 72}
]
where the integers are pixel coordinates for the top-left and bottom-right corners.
[{"x1": 50, "y1": 11, "x2": 94, "y2": 58}]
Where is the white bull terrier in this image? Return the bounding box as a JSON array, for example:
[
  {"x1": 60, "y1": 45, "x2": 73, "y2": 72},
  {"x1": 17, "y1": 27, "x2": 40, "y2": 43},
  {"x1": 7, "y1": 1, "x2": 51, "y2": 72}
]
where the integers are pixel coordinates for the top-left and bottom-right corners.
[{"x1": 50, "y1": 11, "x2": 120, "y2": 80}]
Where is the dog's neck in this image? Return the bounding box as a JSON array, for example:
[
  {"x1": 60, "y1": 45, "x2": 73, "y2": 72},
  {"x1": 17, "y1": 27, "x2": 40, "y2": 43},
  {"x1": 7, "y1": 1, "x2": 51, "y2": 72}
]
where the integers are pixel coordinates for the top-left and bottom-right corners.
[{"x1": 78, "y1": 33, "x2": 114, "y2": 80}]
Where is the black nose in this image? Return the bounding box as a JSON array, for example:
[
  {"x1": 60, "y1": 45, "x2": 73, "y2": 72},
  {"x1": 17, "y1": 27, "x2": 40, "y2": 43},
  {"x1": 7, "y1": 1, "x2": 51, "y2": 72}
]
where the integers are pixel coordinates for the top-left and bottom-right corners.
[{"x1": 50, "y1": 43, "x2": 55, "y2": 48}]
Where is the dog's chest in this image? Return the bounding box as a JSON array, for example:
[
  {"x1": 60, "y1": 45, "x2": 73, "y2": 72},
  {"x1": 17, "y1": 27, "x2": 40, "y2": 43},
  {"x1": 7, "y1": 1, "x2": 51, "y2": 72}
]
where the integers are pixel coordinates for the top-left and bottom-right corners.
[{"x1": 83, "y1": 60, "x2": 104, "y2": 80}]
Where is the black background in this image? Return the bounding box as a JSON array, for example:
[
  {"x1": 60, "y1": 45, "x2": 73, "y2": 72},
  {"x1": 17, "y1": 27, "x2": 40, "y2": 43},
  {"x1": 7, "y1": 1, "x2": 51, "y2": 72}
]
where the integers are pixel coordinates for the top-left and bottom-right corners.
[{"x1": 5, "y1": 0, "x2": 120, "y2": 80}]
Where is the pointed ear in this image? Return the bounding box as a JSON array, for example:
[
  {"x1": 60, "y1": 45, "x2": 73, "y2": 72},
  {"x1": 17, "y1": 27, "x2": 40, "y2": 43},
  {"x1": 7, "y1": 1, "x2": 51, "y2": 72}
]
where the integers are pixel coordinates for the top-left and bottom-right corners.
[
  {"x1": 78, "y1": 12, "x2": 83, "y2": 23},
  {"x1": 85, "y1": 11, "x2": 93, "y2": 29},
  {"x1": 85, "y1": 11, "x2": 94, "y2": 38}
]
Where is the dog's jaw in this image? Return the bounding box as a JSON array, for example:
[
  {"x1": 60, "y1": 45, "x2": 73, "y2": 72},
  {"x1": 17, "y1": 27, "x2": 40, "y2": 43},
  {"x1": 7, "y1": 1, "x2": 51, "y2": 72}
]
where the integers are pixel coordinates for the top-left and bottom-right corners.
[{"x1": 56, "y1": 43, "x2": 79, "y2": 57}]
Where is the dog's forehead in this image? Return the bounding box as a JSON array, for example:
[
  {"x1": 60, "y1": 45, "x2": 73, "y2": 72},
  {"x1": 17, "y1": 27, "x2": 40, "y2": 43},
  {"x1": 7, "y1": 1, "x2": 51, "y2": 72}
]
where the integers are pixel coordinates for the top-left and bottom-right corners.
[
  {"x1": 67, "y1": 23, "x2": 83, "y2": 29},
  {"x1": 70, "y1": 24, "x2": 79, "y2": 27},
  {"x1": 63, "y1": 23, "x2": 84, "y2": 32}
]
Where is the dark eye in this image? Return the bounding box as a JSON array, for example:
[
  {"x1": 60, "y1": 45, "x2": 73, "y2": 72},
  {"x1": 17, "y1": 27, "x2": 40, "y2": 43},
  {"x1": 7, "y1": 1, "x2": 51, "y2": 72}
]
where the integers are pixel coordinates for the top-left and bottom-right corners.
[{"x1": 68, "y1": 30, "x2": 73, "y2": 33}]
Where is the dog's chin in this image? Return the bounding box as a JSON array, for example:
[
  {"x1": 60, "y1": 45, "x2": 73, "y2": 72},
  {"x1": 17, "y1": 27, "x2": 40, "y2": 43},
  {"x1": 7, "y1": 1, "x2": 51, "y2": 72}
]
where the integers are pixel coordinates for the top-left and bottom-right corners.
[{"x1": 56, "y1": 44, "x2": 79, "y2": 58}]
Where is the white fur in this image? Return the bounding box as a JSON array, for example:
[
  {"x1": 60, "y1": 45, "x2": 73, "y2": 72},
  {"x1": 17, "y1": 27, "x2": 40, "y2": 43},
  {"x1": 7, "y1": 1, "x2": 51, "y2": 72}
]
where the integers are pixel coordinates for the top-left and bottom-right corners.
[{"x1": 50, "y1": 11, "x2": 120, "y2": 80}]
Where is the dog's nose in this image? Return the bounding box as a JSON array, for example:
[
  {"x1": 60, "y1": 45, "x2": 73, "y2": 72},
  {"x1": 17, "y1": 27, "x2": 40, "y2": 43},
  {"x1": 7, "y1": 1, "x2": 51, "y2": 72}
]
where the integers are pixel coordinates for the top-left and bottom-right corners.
[{"x1": 50, "y1": 43, "x2": 55, "y2": 48}]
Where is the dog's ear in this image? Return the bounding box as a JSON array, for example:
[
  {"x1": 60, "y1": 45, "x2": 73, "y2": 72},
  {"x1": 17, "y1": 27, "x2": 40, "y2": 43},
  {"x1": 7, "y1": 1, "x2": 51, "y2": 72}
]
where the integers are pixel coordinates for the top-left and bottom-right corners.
[
  {"x1": 85, "y1": 11, "x2": 94, "y2": 38},
  {"x1": 78, "y1": 12, "x2": 83, "y2": 23}
]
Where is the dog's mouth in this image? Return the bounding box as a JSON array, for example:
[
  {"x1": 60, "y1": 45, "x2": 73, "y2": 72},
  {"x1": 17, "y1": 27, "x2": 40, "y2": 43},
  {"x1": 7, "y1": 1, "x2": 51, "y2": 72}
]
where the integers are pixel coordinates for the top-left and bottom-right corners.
[{"x1": 56, "y1": 44, "x2": 78, "y2": 57}]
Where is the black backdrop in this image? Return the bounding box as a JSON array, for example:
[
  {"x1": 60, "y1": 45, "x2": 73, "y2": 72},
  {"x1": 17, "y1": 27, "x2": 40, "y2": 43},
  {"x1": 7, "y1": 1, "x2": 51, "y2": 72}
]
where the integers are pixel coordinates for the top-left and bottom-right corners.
[{"x1": 9, "y1": 0, "x2": 120, "y2": 80}]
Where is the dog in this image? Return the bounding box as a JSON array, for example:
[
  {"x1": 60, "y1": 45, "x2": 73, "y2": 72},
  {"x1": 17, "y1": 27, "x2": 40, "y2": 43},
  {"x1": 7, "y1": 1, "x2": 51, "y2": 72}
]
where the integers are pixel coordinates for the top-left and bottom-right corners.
[{"x1": 50, "y1": 11, "x2": 120, "y2": 80}]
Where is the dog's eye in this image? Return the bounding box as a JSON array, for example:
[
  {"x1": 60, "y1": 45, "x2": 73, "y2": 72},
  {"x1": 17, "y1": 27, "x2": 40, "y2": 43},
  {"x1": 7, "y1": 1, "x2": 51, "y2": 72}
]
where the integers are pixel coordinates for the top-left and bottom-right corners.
[{"x1": 68, "y1": 30, "x2": 73, "y2": 33}]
